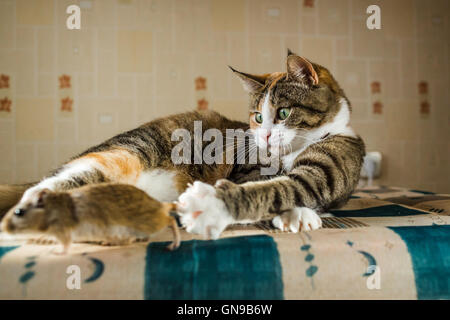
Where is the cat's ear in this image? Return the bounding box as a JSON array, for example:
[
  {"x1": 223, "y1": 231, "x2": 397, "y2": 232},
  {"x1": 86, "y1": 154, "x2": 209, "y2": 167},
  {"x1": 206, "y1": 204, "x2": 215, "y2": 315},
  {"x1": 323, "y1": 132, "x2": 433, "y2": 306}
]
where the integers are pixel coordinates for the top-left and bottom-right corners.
[
  {"x1": 287, "y1": 48, "x2": 295, "y2": 56},
  {"x1": 286, "y1": 55, "x2": 319, "y2": 86},
  {"x1": 229, "y1": 66, "x2": 266, "y2": 93}
]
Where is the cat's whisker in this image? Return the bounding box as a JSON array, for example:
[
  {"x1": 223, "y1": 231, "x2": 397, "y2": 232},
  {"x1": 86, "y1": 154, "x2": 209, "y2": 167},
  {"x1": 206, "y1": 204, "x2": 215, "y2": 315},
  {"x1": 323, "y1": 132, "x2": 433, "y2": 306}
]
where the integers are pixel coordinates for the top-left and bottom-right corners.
[{"x1": 291, "y1": 132, "x2": 333, "y2": 158}]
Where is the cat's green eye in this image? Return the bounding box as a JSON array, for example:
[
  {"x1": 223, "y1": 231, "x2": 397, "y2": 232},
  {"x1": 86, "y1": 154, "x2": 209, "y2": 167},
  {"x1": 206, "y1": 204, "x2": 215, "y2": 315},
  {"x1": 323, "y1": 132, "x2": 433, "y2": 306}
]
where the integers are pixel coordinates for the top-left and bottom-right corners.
[
  {"x1": 254, "y1": 113, "x2": 263, "y2": 124},
  {"x1": 278, "y1": 108, "x2": 290, "y2": 120}
]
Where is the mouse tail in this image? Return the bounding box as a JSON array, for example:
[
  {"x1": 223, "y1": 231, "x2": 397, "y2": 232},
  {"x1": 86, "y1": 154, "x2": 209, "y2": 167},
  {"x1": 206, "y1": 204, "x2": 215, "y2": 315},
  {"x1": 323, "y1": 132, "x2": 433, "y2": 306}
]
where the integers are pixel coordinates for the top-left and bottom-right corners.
[
  {"x1": 162, "y1": 202, "x2": 177, "y2": 214},
  {"x1": 0, "y1": 183, "x2": 35, "y2": 219},
  {"x1": 161, "y1": 202, "x2": 182, "y2": 228}
]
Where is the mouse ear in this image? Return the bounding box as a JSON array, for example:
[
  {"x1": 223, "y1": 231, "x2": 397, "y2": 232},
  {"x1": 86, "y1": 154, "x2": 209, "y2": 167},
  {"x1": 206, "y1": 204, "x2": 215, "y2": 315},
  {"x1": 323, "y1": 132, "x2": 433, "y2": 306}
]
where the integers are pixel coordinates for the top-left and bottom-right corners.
[{"x1": 36, "y1": 189, "x2": 51, "y2": 208}]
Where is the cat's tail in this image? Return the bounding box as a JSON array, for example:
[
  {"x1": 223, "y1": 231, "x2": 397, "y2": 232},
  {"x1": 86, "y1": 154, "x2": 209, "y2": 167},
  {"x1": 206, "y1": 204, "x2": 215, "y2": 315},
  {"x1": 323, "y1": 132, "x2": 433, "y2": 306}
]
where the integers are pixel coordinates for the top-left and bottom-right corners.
[{"x1": 0, "y1": 183, "x2": 34, "y2": 219}]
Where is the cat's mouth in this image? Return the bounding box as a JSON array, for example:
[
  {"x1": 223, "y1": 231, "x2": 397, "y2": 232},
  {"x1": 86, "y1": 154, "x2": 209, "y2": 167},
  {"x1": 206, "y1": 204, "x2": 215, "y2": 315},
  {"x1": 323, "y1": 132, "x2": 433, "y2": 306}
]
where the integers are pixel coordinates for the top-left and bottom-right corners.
[
  {"x1": 257, "y1": 140, "x2": 290, "y2": 157},
  {"x1": 268, "y1": 130, "x2": 299, "y2": 156},
  {"x1": 253, "y1": 130, "x2": 293, "y2": 157},
  {"x1": 269, "y1": 143, "x2": 292, "y2": 157}
]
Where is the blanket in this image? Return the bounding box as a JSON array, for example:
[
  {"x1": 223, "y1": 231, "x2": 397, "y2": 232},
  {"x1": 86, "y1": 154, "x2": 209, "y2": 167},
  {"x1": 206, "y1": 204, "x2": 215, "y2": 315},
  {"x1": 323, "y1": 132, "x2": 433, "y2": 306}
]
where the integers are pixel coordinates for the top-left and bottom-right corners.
[{"x1": 0, "y1": 186, "x2": 449, "y2": 299}]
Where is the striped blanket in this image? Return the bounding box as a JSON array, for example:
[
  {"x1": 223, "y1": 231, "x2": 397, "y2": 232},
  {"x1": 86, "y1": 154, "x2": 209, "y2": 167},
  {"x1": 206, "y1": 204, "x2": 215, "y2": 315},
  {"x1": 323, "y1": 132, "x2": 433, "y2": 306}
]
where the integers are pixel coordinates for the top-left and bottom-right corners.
[{"x1": 0, "y1": 186, "x2": 449, "y2": 299}]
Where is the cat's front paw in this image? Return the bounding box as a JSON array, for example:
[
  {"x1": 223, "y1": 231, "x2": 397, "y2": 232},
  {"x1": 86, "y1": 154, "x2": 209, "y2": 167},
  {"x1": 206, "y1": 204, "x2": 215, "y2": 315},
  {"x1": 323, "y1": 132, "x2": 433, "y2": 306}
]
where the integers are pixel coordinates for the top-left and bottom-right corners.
[
  {"x1": 272, "y1": 207, "x2": 322, "y2": 232},
  {"x1": 177, "y1": 181, "x2": 234, "y2": 239}
]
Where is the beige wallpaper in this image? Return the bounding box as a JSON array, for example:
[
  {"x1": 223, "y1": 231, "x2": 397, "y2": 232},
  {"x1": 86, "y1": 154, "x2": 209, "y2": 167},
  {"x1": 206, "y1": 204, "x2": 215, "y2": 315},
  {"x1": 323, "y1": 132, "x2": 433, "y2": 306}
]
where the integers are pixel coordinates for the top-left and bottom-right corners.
[{"x1": 0, "y1": 0, "x2": 448, "y2": 192}]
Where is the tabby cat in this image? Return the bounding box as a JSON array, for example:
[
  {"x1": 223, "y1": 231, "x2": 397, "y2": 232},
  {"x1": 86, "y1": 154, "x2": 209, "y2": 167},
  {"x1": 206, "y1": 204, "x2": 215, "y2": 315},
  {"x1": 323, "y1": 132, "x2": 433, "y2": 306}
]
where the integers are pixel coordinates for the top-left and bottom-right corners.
[
  {"x1": 0, "y1": 111, "x2": 250, "y2": 218},
  {"x1": 0, "y1": 52, "x2": 364, "y2": 240},
  {"x1": 178, "y1": 51, "x2": 365, "y2": 238}
]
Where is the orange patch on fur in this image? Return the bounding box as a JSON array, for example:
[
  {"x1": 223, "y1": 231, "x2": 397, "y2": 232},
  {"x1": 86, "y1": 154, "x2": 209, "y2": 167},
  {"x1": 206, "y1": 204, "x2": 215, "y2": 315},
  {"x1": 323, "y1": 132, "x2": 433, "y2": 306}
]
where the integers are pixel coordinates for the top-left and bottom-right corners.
[
  {"x1": 192, "y1": 210, "x2": 203, "y2": 218},
  {"x1": 80, "y1": 148, "x2": 143, "y2": 183},
  {"x1": 267, "y1": 72, "x2": 286, "y2": 90},
  {"x1": 254, "y1": 72, "x2": 286, "y2": 114}
]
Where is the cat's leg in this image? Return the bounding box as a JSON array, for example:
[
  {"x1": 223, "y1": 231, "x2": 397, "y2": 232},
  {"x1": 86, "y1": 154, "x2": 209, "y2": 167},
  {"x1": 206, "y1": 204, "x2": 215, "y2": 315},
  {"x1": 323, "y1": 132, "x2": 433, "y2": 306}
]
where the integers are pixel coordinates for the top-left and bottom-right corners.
[
  {"x1": 272, "y1": 207, "x2": 322, "y2": 232},
  {"x1": 177, "y1": 175, "x2": 325, "y2": 239},
  {"x1": 178, "y1": 182, "x2": 322, "y2": 237},
  {"x1": 20, "y1": 158, "x2": 106, "y2": 205}
]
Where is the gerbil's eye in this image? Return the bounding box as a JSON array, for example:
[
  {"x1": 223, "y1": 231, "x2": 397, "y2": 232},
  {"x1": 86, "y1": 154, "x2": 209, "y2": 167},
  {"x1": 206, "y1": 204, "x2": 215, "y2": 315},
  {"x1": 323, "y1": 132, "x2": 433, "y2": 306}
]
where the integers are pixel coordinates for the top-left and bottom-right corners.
[{"x1": 14, "y1": 208, "x2": 26, "y2": 217}]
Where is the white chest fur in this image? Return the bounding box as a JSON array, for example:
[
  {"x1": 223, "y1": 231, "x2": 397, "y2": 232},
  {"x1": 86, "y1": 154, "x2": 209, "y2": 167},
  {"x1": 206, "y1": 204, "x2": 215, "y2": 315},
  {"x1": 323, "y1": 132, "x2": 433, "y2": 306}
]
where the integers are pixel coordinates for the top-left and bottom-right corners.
[{"x1": 135, "y1": 169, "x2": 179, "y2": 202}]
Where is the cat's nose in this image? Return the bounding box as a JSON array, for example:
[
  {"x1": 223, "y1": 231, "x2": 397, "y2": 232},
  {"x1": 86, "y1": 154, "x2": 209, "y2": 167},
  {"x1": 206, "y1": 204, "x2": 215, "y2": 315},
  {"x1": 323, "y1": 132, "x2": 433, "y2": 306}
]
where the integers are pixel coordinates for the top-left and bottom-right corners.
[{"x1": 261, "y1": 130, "x2": 271, "y2": 143}]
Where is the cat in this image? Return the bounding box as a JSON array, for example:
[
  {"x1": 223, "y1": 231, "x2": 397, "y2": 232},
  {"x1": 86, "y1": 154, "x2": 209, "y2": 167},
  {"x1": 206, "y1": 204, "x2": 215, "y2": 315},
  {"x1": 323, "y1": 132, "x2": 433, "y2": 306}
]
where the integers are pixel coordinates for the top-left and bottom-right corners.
[
  {"x1": 177, "y1": 51, "x2": 365, "y2": 239},
  {"x1": 0, "y1": 111, "x2": 263, "y2": 220},
  {"x1": 0, "y1": 51, "x2": 364, "y2": 242}
]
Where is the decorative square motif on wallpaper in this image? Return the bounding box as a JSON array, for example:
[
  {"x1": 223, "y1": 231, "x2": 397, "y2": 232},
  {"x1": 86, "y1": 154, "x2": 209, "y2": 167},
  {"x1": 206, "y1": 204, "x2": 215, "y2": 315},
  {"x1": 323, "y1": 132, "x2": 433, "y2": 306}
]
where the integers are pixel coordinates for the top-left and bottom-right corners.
[
  {"x1": 418, "y1": 81, "x2": 428, "y2": 94},
  {"x1": 371, "y1": 81, "x2": 381, "y2": 94},
  {"x1": 420, "y1": 101, "x2": 430, "y2": 116},
  {"x1": 303, "y1": 0, "x2": 315, "y2": 9},
  {"x1": 0, "y1": 73, "x2": 13, "y2": 118},
  {"x1": 418, "y1": 81, "x2": 430, "y2": 116},
  {"x1": 195, "y1": 77, "x2": 207, "y2": 91},
  {"x1": 0, "y1": 74, "x2": 10, "y2": 89},
  {"x1": 372, "y1": 101, "x2": 383, "y2": 115},
  {"x1": 197, "y1": 99, "x2": 209, "y2": 111},
  {"x1": 58, "y1": 74, "x2": 74, "y2": 118},
  {"x1": 195, "y1": 76, "x2": 209, "y2": 111},
  {"x1": 370, "y1": 81, "x2": 383, "y2": 115}
]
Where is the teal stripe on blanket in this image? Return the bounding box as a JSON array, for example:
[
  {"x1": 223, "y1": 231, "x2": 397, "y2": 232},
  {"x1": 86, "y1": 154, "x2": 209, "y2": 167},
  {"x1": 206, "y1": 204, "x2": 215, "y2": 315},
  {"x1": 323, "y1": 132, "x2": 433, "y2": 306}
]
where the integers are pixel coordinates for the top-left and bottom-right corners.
[
  {"x1": 144, "y1": 235, "x2": 283, "y2": 300},
  {"x1": 389, "y1": 225, "x2": 450, "y2": 299},
  {"x1": 0, "y1": 246, "x2": 19, "y2": 261},
  {"x1": 331, "y1": 204, "x2": 427, "y2": 217},
  {"x1": 409, "y1": 189, "x2": 435, "y2": 195}
]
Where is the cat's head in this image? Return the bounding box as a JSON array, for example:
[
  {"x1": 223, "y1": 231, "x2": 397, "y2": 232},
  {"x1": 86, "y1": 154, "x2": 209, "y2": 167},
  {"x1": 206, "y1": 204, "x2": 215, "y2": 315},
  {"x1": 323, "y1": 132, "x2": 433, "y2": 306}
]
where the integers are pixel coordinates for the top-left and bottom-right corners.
[{"x1": 231, "y1": 51, "x2": 354, "y2": 156}]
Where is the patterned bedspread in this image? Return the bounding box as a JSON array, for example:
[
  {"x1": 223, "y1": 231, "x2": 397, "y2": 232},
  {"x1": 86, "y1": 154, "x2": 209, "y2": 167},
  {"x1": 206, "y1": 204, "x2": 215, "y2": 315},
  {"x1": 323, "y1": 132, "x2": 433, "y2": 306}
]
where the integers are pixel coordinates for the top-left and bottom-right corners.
[{"x1": 0, "y1": 186, "x2": 449, "y2": 300}]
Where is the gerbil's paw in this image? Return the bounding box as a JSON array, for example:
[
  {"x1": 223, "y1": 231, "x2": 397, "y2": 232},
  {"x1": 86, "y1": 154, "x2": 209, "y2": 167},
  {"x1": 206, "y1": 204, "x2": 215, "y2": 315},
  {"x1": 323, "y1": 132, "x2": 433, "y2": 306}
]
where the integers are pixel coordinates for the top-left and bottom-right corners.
[
  {"x1": 52, "y1": 245, "x2": 69, "y2": 255},
  {"x1": 272, "y1": 207, "x2": 322, "y2": 233},
  {"x1": 177, "y1": 181, "x2": 234, "y2": 240},
  {"x1": 99, "y1": 237, "x2": 134, "y2": 246},
  {"x1": 52, "y1": 249, "x2": 67, "y2": 255},
  {"x1": 27, "y1": 235, "x2": 58, "y2": 245},
  {"x1": 166, "y1": 241, "x2": 180, "y2": 251},
  {"x1": 133, "y1": 237, "x2": 149, "y2": 243}
]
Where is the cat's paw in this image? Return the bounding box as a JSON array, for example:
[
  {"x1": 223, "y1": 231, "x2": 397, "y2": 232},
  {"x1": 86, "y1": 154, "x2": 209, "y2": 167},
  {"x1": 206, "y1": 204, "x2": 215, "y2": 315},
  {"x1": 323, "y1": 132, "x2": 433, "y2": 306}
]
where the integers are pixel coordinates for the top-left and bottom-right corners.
[
  {"x1": 177, "y1": 181, "x2": 234, "y2": 239},
  {"x1": 272, "y1": 207, "x2": 322, "y2": 232}
]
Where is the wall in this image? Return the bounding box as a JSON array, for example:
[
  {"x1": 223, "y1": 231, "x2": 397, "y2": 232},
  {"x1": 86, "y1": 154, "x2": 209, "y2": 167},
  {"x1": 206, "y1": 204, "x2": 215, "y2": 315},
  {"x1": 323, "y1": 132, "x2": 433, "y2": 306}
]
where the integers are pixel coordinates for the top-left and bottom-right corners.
[{"x1": 0, "y1": 0, "x2": 448, "y2": 192}]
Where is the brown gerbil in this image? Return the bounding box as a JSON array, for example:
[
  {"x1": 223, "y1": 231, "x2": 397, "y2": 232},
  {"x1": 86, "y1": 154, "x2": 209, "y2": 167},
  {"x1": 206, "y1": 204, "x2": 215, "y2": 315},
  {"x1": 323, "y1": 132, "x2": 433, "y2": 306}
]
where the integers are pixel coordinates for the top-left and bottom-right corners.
[{"x1": 0, "y1": 183, "x2": 180, "y2": 254}]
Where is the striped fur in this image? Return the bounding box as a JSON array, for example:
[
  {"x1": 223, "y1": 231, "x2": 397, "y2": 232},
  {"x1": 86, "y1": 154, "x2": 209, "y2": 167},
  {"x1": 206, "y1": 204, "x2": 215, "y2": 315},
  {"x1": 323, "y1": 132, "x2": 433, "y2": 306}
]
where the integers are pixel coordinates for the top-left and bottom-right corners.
[
  {"x1": 217, "y1": 134, "x2": 365, "y2": 221},
  {"x1": 7, "y1": 110, "x2": 249, "y2": 214},
  {"x1": 214, "y1": 53, "x2": 365, "y2": 226},
  {"x1": 3, "y1": 53, "x2": 364, "y2": 240}
]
